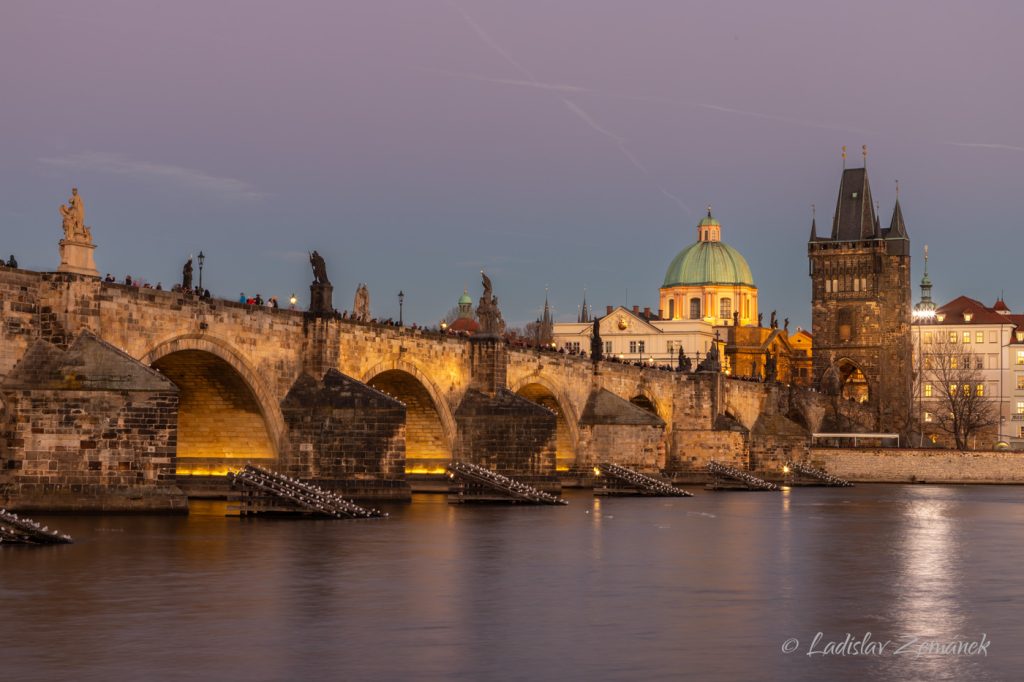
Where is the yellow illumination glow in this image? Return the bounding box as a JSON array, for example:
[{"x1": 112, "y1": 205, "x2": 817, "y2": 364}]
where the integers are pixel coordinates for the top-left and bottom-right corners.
[
  {"x1": 176, "y1": 466, "x2": 235, "y2": 477},
  {"x1": 593, "y1": 467, "x2": 602, "y2": 476},
  {"x1": 405, "y1": 466, "x2": 449, "y2": 475},
  {"x1": 782, "y1": 465, "x2": 790, "y2": 474}
]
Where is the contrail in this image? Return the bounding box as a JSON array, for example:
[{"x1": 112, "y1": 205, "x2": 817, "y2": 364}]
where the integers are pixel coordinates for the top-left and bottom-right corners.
[
  {"x1": 696, "y1": 103, "x2": 873, "y2": 135},
  {"x1": 947, "y1": 142, "x2": 1024, "y2": 153},
  {"x1": 417, "y1": 66, "x2": 590, "y2": 94},
  {"x1": 445, "y1": 0, "x2": 693, "y2": 215}
]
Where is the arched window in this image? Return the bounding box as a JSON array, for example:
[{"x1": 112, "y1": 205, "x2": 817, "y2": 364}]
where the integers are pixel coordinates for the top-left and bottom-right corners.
[
  {"x1": 667, "y1": 299, "x2": 675, "y2": 319},
  {"x1": 720, "y1": 298, "x2": 732, "y2": 321},
  {"x1": 689, "y1": 298, "x2": 701, "y2": 319}
]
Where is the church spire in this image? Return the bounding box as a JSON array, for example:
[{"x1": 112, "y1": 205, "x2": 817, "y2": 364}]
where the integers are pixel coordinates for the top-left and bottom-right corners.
[
  {"x1": 809, "y1": 204, "x2": 818, "y2": 242},
  {"x1": 578, "y1": 288, "x2": 591, "y2": 323}
]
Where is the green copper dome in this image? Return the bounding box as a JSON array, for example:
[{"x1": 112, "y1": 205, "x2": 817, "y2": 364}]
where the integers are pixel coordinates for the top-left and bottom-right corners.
[
  {"x1": 662, "y1": 240, "x2": 755, "y2": 288},
  {"x1": 698, "y1": 214, "x2": 720, "y2": 228},
  {"x1": 458, "y1": 290, "x2": 473, "y2": 305}
]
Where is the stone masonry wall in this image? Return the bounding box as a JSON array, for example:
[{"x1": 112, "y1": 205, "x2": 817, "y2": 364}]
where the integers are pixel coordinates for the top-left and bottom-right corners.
[
  {"x1": 454, "y1": 389, "x2": 557, "y2": 478},
  {"x1": 808, "y1": 447, "x2": 1024, "y2": 484},
  {"x1": 281, "y1": 369, "x2": 408, "y2": 499}
]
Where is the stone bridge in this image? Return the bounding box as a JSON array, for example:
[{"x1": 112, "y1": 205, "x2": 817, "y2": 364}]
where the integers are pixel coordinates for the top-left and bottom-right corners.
[{"x1": 0, "y1": 269, "x2": 855, "y2": 510}]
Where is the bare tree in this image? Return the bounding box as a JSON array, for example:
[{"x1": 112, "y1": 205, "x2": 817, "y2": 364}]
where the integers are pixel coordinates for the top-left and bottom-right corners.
[{"x1": 922, "y1": 335, "x2": 999, "y2": 449}]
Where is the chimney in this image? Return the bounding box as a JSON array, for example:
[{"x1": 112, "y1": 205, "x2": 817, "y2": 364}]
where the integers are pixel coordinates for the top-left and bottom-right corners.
[
  {"x1": 658, "y1": 309, "x2": 663, "y2": 319},
  {"x1": 606, "y1": 305, "x2": 613, "y2": 314},
  {"x1": 632, "y1": 305, "x2": 639, "y2": 314},
  {"x1": 643, "y1": 307, "x2": 651, "y2": 318}
]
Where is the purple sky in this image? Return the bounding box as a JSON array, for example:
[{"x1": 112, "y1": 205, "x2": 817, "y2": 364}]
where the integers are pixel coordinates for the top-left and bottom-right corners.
[{"x1": 4, "y1": 1, "x2": 1023, "y2": 329}]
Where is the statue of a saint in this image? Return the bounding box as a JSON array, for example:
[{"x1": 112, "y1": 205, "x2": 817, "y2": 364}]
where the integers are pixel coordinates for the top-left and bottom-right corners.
[
  {"x1": 733, "y1": 311, "x2": 739, "y2": 327},
  {"x1": 352, "y1": 283, "x2": 371, "y2": 322},
  {"x1": 591, "y1": 318, "x2": 603, "y2": 363},
  {"x1": 309, "y1": 251, "x2": 330, "y2": 285},
  {"x1": 784, "y1": 317, "x2": 790, "y2": 333},
  {"x1": 182, "y1": 257, "x2": 193, "y2": 291},
  {"x1": 770, "y1": 310, "x2": 777, "y2": 329},
  {"x1": 758, "y1": 312, "x2": 764, "y2": 328},
  {"x1": 476, "y1": 271, "x2": 504, "y2": 335},
  {"x1": 59, "y1": 187, "x2": 90, "y2": 242}
]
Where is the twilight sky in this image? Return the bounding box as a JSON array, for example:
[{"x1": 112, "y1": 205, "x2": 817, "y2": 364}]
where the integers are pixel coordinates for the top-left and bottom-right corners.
[{"x1": 3, "y1": 0, "x2": 1023, "y2": 329}]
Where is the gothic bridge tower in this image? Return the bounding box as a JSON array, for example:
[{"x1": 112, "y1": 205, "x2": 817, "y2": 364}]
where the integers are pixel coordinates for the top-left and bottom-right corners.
[{"x1": 808, "y1": 153, "x2": 913, "y2": 434}]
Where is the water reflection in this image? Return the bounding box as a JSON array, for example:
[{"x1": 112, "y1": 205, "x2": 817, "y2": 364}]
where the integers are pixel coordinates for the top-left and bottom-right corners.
[{"x1": 2, "y1": 486, "x2": 1023, "y2": 681}]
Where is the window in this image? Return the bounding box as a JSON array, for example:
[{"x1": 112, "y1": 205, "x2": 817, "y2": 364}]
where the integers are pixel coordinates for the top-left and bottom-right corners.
[
  {"x1": 950, "y1": 384, "x2": 958, "y2": 396},
  {"x1": 963, "y1": 384, "x2": 972, "y2": 396},
  {"x1": 976, "y1": 331, "x2": 985, "y2": 344},
  {"x1": 825, "y1": 280, "x2": 831, "y2": 293},
  {"x1": 667, "y1": 340, "x2": 676, "y2": 354},
  {"x1": 976, "y1": 384, "x2": 985, "y2": 397},
  {"x1": 924, "y1": 383, "x2": 933, "y2": 397},
  {"x1": 950, "y1": 356, "x2": 958, "y2": 369},
  {"x1": 720, "y1": 298, "x2": 732, "y2": 320},
  {"x1": 976, "y1": 356, "x2": 984, "y2": 370},
  {"x1": 963, "y1": 331, "x2": 971, "y2": 343},
  {"x1": 862, "y1": 277, "x2": 868, "y2": 291},
  {"x1": 667, "y1": 299, "x2": 675, "y2": 319},
  {"x1": 1018, "y1": 375, "x2": 1024, "y2": 390},
  {"x1": 604, "y1": 341, "x2": 612, "y2": 354},
  {"x1": 949, "y1": 331, "x2": 958, "y2": 343},
  {"x1": 1017, "y1": 351, "x2": 1024, "y2": 366},
  {"x1": 853, "y1": 278, "x2": 860, "y2": 292},
  {"x1": 1017, "y1": 401, "x2": 1024, "y2": 415},
  {"x1": 638, "y1": 341, "x2": 645, "y2": 353},
  {"x1": 924, "y1": 332, "x2": 933, "y2": 344},
  {"x1": 924, "y1": 411, "x2": 933, "y2": 423},
  {"x1": 568, "y1": 342, "x2": 580, "y2": 352},
  {"x1": 689, "y1": 298, "x2": 701, "y2": 320},
  {"x1": 629, "y1": 341, "x2": 637, "y2": 353},
  {"x1": 833, "y1": 278, "x2": 839, "y2": 292}
]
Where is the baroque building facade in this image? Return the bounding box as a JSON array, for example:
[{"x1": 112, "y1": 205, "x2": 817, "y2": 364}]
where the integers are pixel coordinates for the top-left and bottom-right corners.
[{"x1": 808, "y1": 163, "x2": 913, "y2": 434}]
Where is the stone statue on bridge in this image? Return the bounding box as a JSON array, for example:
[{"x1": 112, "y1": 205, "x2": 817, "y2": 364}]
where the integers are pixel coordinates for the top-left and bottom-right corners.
[
  {"x1": 352, "y1": 283, "x2": 370, "y2": 322},
  {"x1": 305, "y1": 251, "x2": 334, "y2": 314},
  {"x1": 476, "y1": 270, "x2": 504, "y2": 336},
  {"x1": 591, "y1": 318, "x2": 603, "y2": 363},
  {"x1": 764, "y1": 349, "x2": 778, "y2": 383},
  {"x1": 59, "y1": 187, "x2": 91, "y2": 243},
  {"x1": 56, "y1": 187, "x2": 98, "y2": 277},
  {"x1": 770, "y1": 310, "x2": 777, "y2": 329},
  {"x1": 309, "y1": 250, "x2": 330, "y2": 285},
  {"x1": 182, "y1": 257, "x2": 193, "y2": 291},
  {"x1": 696, "y1": 340, "x2": 721, "y2": 373}
]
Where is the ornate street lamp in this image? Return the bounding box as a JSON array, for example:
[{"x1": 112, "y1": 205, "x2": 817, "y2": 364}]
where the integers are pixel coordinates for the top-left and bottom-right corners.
[
  {"x1": 398, "y1": 290, "x2": 405, "y2": 326},
  {"x1": 197, "y1": 251, "x2": 205, "y2": 290},
  {"x1": 289, "y1": 293, "x2": 297, "y2": 310}
]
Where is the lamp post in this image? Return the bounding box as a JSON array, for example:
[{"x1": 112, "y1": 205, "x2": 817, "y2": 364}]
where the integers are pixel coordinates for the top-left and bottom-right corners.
[
  {"x1": 197, "y1": 251, "x2": 205, "y2": 290},
  {"x1": 289, "y1": 293, "x2": 297, "y2": 310},
  {"x1": 398, "y1": 290, "x2": 405, "y2": 326}
]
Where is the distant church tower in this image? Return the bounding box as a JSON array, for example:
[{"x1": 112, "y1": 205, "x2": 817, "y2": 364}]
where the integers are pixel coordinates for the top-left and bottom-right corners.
[{"x1": 808, "y1": 149, "x2": 912, "y2": 434}]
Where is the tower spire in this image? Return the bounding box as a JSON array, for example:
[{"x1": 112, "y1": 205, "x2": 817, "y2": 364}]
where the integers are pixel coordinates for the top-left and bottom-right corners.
[{"x1": 914, "y1": 244, "x2": 935, "y2": 318}]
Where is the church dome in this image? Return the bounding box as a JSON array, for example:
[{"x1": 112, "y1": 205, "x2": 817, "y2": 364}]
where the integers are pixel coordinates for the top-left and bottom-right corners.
[
  {"x1": 662, "y1": 210, "x2": 754, "y2": 287},
  {"x1": 458, "y1": 289, "x2": 473, "y2": 306}
]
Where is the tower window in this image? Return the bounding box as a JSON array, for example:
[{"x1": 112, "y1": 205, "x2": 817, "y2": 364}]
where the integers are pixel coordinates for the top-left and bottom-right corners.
[
  {"x1": 689, "y1": 298, "x2": 701, "y2": 319},
  {"x1": 825, "y1": 280, "x2": 832, "y2": 293},
  {"x1": 667, "y1": 299, "x2": 675, "y2": 319}
]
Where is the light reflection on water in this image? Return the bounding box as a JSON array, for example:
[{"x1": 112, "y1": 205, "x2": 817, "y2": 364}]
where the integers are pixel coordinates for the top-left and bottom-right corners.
[{"x1": 2, "y1": 485, "x2": 1023, "y2": 681}]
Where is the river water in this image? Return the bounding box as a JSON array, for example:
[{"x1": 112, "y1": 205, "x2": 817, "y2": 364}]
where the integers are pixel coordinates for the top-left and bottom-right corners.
[{"x1": 3, "y1": 484, "x2": 1023, "y2": 681}]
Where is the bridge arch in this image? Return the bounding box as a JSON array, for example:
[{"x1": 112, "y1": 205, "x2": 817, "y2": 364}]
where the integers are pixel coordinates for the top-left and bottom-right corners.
[
  {"x1": 142, "y1": 335, "x2": 286, "y2": 474},
  {"x1": 628, "y1": 390, "x2": 666, "y2": 422},
  {"x1": 361, "y1": 360, "x2": 456, "y2": 474},
  {"x1": 510, "y1": 374, "x2": 580, "y2": 471},
  {"x1": 834, "y1": 357, "x2": 871, "y2": 403}
]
